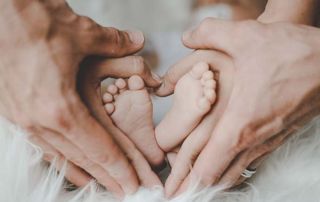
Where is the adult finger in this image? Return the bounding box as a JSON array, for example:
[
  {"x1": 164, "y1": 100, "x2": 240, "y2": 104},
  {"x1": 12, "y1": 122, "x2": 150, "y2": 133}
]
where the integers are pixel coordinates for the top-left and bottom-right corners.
[
  {"x1": 180, "y1": 104, "x2": 248, "y2": 190},
  {"x1": 89, "y1": 56, "x2": 162, "y2": 88},
  {"x1": 182, "y1": 18, "x2": 239, "y2": 54},
  {"x1": 77, "y1": 16, "x2": 144, "y2": 57},
  {"x1": 233, "y1": 153, "x2": 268, "y2": 186},
  {"x1": 37, "y1": 127, "x2": 124, "y2": 196},
  {"x1": 27, "y1": 133, "x2": 92, "y2": 187},
  {"x1": 165, "y1": 118, "x2": 214, "y2": 197}
]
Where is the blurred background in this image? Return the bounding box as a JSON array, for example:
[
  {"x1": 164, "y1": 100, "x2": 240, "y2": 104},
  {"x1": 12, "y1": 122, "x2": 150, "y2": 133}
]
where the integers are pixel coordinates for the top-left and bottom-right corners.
[{"x1": 67, "y1": 0, "x2": 267, "y2": 123}]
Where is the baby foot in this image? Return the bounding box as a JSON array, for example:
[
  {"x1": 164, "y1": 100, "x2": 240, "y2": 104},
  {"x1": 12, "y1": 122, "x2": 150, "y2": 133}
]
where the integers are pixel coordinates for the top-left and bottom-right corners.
[
  {"x1": 103, "y1": 76, "x2": 164, "y2": 167},
  {"x1": 155, "y1": 62, "x2": 217, "y2": 152}
]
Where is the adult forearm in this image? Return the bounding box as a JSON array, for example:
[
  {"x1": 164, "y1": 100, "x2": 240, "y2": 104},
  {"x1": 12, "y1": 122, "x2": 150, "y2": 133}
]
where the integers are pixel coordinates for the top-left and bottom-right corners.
[{"x1": 258, "y1": 0, "x2": 320, "y2": 25}]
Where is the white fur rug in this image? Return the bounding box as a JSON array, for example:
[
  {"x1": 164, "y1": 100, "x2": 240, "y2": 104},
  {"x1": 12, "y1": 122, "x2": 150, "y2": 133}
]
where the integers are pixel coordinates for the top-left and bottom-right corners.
[{"x1": 1, "y1": 116, "x2": 320, "y2": 202}]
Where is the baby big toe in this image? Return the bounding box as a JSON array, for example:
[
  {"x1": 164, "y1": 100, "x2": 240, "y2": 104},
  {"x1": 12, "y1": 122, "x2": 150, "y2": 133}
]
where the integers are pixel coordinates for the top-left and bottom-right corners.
[
  {"x1": 128, "y1": 75, "x2": 145, "y2": 90},
  {"x1": 190, "y1": 62, "x2": 209, "y2": 79},
  {"x1": 104, "y1": 103, "x2": 115, "y2": 115},
  {"x1": 204, "y1": 88, "x2": 216, "y2": 103}
]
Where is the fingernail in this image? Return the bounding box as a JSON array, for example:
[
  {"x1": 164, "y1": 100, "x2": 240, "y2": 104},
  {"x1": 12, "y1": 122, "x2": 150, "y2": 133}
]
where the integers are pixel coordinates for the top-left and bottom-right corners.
[
  {"x1": 127, "y1": 30, "x2": 144, "y2": 44},
  {"x1": 151, "y1": 72, "x2": 162, "y2": 83}
]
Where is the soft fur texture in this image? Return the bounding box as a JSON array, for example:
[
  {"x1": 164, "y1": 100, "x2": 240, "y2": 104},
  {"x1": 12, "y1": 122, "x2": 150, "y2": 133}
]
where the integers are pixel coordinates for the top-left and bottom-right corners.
[{"x1": 1, "y1": 116, "x2": 320, "y2": 202}]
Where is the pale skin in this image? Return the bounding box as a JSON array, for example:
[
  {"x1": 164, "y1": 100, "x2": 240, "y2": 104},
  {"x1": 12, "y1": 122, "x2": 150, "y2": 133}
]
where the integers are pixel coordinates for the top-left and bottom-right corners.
[
  {"x1": 156, "y1": 0, "x2": 320, "y2": 197},
  {"x1": 0, "y1": 0, "x2": 162, "y2": 198},
  {"x1": 103, "y1": 75, "x2": 165, "y2": 167}
]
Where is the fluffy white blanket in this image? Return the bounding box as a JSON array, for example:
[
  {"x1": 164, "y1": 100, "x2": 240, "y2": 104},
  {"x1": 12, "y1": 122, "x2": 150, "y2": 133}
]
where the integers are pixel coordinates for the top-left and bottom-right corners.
[{"x1": 1, "y1": 117, "x2": 320, "y2": 202}]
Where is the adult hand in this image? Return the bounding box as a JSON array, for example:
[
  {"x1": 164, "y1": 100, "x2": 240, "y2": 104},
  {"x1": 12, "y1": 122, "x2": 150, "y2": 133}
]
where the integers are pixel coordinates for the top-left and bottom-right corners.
[
  {"x1": 161, "y1": 19, "x2": 320, "y2": 196},
  {"x1": 0, "y1": 0, "x2": 161, "y2": 197}
]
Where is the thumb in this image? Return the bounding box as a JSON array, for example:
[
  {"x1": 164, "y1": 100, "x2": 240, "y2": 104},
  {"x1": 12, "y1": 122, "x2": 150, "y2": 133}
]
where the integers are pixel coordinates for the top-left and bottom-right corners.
[
  {"x1": 182, "y1": 18, "x2": 238, "y2": 55},
  {"x1": 93, "y1": 28, "x2": 144, "y2": 57},
  {"x1": 77, "y1": 16, "x2": 144, "y2": 57}
]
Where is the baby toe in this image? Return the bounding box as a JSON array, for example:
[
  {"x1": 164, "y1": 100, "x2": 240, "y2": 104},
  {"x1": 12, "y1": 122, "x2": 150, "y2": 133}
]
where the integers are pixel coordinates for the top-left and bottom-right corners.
[
  {"x1": 190, "y1": 62, "x2": 209, "y2": 79},
  {"x1": 201, "y1": 71, "x2": 214, "y2": 85},
  {"x1": 198, "y1": 97, "x2": 211, "y2": 112},
  {"x1": 204, "y1": 88, "x2": 216, "y2": 103},
  {"x1": 107, "y1": 84, "x2": 118, "y2": 95},
  {"x1": 204, "y1": 79, "x2": 216, "y2": 89},
  {"x1": 115, "y1": 78, "x2": 127, "y2": 92},
  {"x1": 104, "y1": 103, "x2": 115, "y2": 115},
  {"x1": 102, "y1": 93, "x2": 113, "y2": 103},
  {"x1": 203, "y1": 71, "x2": 214, "y2": 80},
  {"x1": 128, "y1": 75, "x2": 145, "y2": 90}
]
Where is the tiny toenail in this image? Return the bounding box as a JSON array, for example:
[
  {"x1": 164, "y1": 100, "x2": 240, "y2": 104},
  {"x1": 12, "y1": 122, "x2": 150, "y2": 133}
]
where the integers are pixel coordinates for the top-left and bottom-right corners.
[
  {"x1": 205, "y1": 90, "x2": 215, "y2": 102},
  {"x1": 104, "y1": 104, "x2": 115, "y2": 114},
  {"x1": 107, "y1": 85, "x2": 118, "y2": 94},
  {"x1": 115, "y1": 79, "x2": 126, "y2": 89},
  {"x1": 103, "y1": 93, "x2": 113, "y2": 102}
]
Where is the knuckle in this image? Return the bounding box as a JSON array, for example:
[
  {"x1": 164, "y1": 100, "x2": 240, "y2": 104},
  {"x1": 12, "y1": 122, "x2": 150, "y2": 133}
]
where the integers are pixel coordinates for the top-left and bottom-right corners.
[
  {"x1": 237, "y1": 20, "x2": 265, "y2": 44},
  {"x1": 108, "y1": 28, "x2": 123, "y2": 44},
  {"x1": 233, "y1": 124, "x2": 256, "y2": 153},
  {"x1": 105, "y1": 28, "x2": 128, "y2": 54},
  {"x1": 254, "y1": 144, "x2": 270, "y2": 157},
  {"x1": 222, "y1": 173, "x2": 236, "y2": 185},
  {"x1": 93, "y1": 148, "x2": 120, "y2": 166},
  {"x1": 69, "y1": 155, "x2": 92, "y2": 168},
  {"x1": 126, "y1": 148, "x2": 141, "y2": 163},
  {"x1": 197, "y1": 17, "x2": 214, "y2": 35},
  {"x1": 80, "y1": 159, "x2": 95, "y2": 169},
  {"x1": 19, "y1": 119, "x2": 35, "y2": 131},
  {"x1": 78, "y1": 16, "x2": 97, "y2": 31},
  {"x1": 44, "y1": 101, "x2": 72, "y2": 132}
]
